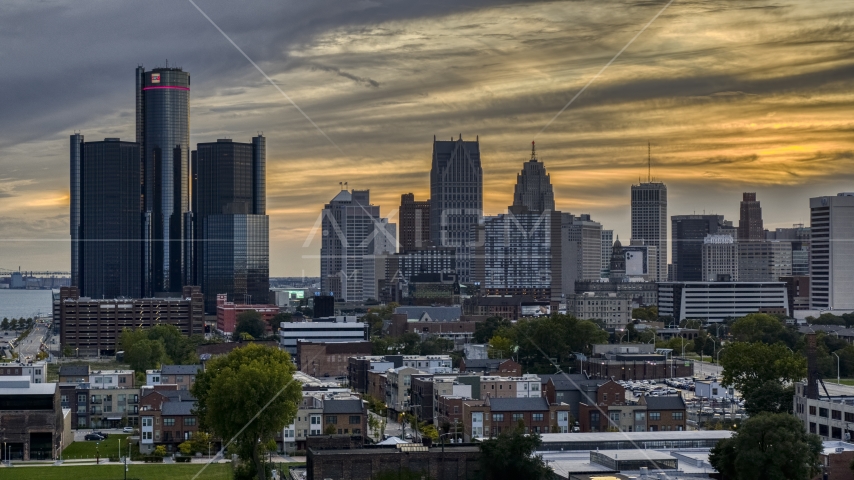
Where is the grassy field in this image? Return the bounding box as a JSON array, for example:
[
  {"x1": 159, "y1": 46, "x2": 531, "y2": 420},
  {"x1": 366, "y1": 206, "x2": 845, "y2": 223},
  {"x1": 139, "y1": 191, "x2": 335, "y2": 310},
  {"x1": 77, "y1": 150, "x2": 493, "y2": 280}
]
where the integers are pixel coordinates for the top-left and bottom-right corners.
[
  {"x1": 62, "y1": 435, "x2": 131, "y2": 460},
  {"x1": 5, "y1": 463, "x2": 232, "y2": 480},
  {"x1": 836, "y1": 379, "x2": 854, "y2": 386}
]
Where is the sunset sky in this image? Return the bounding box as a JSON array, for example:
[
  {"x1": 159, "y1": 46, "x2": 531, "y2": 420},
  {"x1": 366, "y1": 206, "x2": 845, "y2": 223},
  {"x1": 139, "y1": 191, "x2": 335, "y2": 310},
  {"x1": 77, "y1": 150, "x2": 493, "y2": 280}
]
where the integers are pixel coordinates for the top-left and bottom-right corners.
[{"x1": 1, "y1": 0, "x2": 853, "y2": 276}]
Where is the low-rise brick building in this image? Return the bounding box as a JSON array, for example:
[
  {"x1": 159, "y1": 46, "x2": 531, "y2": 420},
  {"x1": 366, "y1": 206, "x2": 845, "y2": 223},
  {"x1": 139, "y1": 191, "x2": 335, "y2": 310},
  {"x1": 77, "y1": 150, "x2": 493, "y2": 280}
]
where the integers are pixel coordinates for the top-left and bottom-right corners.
[
  {"x1": 297, "y1": 340, "x2": 372, "y2": 379},
  {"x1": 459, "y1": 358, "x2": 521, "y2": 377},
  {"x1": 577, "y1": 380, "x2": 687, "y2": 433},
  {"x1": 461, "y1": 396, "x2": 571, "y2": 441},
  {"x1": 139, "y1": 386, "x2": 199, "y2": 454},
  {"x1": 0, "y1": 377, "x2": 63, "y2": 461}
]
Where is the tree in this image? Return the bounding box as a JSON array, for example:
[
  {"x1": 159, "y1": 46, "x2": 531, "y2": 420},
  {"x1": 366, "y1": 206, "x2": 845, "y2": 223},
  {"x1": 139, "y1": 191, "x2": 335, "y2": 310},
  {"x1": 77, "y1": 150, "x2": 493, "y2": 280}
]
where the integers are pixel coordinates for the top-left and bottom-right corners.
[
  {"x1": 178, "y1": 441, "x2": 193, "y2": 456},
  {"x1": 192, "y1": 344, "x2": 302, "y2": 480},
  {"x1": 1, "y1": 318, "x2": 8, "y2": 330},
  {"x1": 479, "y1": 423, "x2": 552, "y2": 480},
  {"x1": 235, "y1": 310, "x2": 267, "y2": 339},
  {"x1": 419, "y1": 423, "x2": 439, "y2": 441},
  {"x1": 188, "y1": 431, "x2": 214, "y2": 455},
  {"x1": 8, "y1": 318, "x2": 17, "y2": 331},
  {"x1": 474, "y1": 317, "x2": 512, "y2": 343},
  {"x1": 153, "y1": 445, "x2": 168, "y2": 457},
  {"x1": 324, "y1": 424, "x2": 337, "y2": 435},
  {"x1": 488, "y1": 336, "x2": 514, "y2": 359},
  {"x1": 271, "y1": 312, "x2": 291, "y2": 331},
  {"x1": 124, "y1": 338, "x2": 167, "y2": 372},
  {"x1": 420, "y1": 336, "x2": 454, "y2": 355},
  {"x1": 632, "y1": 306, "x2": 659, "y2": 322},
  {"x1": 743, "y1": 380, "x2": 795, "y2": 416},
  {"x1": 730, "y1": 313, "x2": 797, "y2": 348},
  {"x1": 720, "y1": 342, "x2": 806, "y2": 396},
  {"x1": 709, "y1": 412, "x2": 822, "y2": 480}
]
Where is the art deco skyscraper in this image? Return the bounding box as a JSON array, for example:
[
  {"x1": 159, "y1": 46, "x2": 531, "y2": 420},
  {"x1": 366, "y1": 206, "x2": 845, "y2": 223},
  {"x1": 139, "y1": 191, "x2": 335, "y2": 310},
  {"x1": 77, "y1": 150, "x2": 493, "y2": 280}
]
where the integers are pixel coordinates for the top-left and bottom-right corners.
[
  {"x1": 738, "y1": 192, "x2": 764, "y2": 241},
  {"x1": 631, "y1": 181, "x2": 668, "y2": 281},
  {"x1": 193, "y1": 137, "x2": 268, "y2": 312},
  {"x1": 430, "y1": 135, "x2": 483, "y2": 282},
  {"x1": 512, "y1": 141, "x2": 555, "y2": 214},
  {"x1": 136, "y1": 66, "x2": 190, "y2": 295}
]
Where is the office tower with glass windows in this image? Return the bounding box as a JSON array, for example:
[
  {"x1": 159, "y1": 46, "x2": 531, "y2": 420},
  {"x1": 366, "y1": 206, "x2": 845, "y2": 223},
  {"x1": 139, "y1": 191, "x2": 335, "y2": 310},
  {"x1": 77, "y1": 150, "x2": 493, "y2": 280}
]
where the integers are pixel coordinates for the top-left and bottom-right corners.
[
  {"x1": 671, "y1": 214, "x2": 726, "y2": 281},
  {"x1": 136, "y1": 66, "x2": 190, "y2": 295},
  {"x1": 810, "y1": 194, "x2": 854, "y2": 310},
  {"x1": 631, "y1": 182, "x2": 667, "y2": 281},
  {"x1": 193, "y1": 137, "x2": 268, "y2": 312},
  {"x1": 430, "y1": 135, "x2": 483, "y2": 282},
  {"x1": 75, "y1": 138, "x2": 143, "y2": 299},
  {"x1": 601, "y1": 230, "x2": 614, "y2": 278},
  {"x1": 738, "y1": 192, "x2": 764, "y2": 241},
  {"x1": 70, "y1": 133, "x2": 84, "y2": 289}
]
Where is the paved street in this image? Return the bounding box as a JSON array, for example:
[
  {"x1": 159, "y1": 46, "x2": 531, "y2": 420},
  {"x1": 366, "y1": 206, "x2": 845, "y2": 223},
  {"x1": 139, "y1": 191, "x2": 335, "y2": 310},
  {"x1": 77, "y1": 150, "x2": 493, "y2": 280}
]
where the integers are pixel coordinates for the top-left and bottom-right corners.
[{"x1": 15, "y1": 322, "x2": 49, "y2": 361}]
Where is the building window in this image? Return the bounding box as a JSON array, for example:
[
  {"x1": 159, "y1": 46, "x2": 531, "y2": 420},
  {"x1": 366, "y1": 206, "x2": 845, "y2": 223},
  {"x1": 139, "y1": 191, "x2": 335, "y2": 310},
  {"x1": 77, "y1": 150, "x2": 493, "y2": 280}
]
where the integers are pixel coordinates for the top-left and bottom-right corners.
[
  {"x1": 142, "y1": 417, "x2": 153, "y2": 427},
  {"x1": 311, "y1": 416, "x2": 321, "y2": 425},
  {"x1": 819, "y1": 408, "x2": 829, "y2": 418},
  {"x1": 185, "y1": 418, "x2": 196, "y2": 426},
  {"x1": 846, "y1": 412, "x2": 854, "y2": 423},
  {"x1": 635, "y1": 412, "x2": 646, "y2": 422},
  {"x1": 810, "y1": 422, "x2": 816, "y2": 434},
  {"x1": 512, "y1": 414, "x2": 524, "y2": 422},
  {"x1": 649, "y1": 412, "x2": 661, "y2": 421},
  {"x1": 164, "y1": 418, "x2": 175, "y2": 426},
  {"x1": 120, "y1": 377, "x2": 126, "y2": 384},
  {"x1": 326, "y1": 416, "x2": 338, "y2": 424},
  {"x1": 532, "y1": 413, "x2": 544, "y2": 422},
  {"x1": 832, "y1": 410, "x2": 842, "y2": 420},
  {"x1": 820, "y1": 424, "x2": 829, "y2": 437},
  {"x1": 809, "y1": 406, "x2": 816, "y2": 416},
  {"x1": 603, "y1": 393, "x2": 607, "y2": 402},
  {"x1": 591, "y1": 412, "x2": 600, "y2": 423},
  {"x1": 78, "y1": 394, "x2": 86, "y2": 403},
  {"x1": 672, "y1": 412, "x2": 683, "y2": 420},
  {"x1": 349, "y1": 416, "x2": 360, "y2": 425},
  {"x1": 492, "y1": 413, "x2": 504, "y2": 422},
  {"x1": 832, "y1": 427, "x2": 842, "y2": 439},
  {"x1": 609, "y1": 412, "x2": 620, "y2": 423}
]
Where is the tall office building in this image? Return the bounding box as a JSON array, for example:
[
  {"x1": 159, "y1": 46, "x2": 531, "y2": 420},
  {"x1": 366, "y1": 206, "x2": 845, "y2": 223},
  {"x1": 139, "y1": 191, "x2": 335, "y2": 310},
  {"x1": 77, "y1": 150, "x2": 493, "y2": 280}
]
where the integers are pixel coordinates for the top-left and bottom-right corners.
[
  {"x1": 601, "y1": 230, "x2": 614, "y2": 278},
  {"x1": 631, "y1": 182, "x2": 667, "y2": 281},
  {"x1": 562, "y1": 214, "x2": 603, "y2": 294},
  {"x1": 810, "y1": 194, "x2": 854, "y2": 311},
  {"x1": 320, "y1": 190, "x2": 395, "y2": 302},
  {"x1": 512, "y1": 142, "x2": 555, "y2": 214},
  {"x1": 193, "y1": 137, "x2": 269, "y2": 312},
  {"x1": 72, "y1": 138, "x2": 143, "y2": 299},
  {"x1": 737, "y1": 241, "x2": 792, "y2": 282},
  {"x1": 136, "y1": 66, "x2": 191, "y2": 295},
  {"x1": 766, "y1": 224, "x2": 811, "y2": 276},
  {"x1": 738, "y1": 193, "x2": 764, "y2": 241},
  {"x1": 429, "y1": 135, "x2": 483, "y2": 282},
  {"x1": 671, "y1": 215, "x2": 726, "y2": 281},
  {"x1": 701, "y1": 234, "x2": 738, "y2": 282},
  {"x1": 399, "y1": 193, "x2": 430, "y2": 253},
  {"x1": 70, "y1": 133, "x2": 84, "y2": 289}
]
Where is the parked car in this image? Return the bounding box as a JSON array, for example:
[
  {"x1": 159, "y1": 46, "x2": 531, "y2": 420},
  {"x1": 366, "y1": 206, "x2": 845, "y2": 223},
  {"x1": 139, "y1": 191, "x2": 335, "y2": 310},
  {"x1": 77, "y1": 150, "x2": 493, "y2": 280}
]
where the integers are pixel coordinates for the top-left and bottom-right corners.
[
  {"x1": 92, "y1": 431, "x2": 109, "y2": 439},
  {"x1": 85, "y1": 434, "x2": 104, "y2": 441},
  {"x1": 122, "y1": 427, "x2": 135, "y2": 433}
]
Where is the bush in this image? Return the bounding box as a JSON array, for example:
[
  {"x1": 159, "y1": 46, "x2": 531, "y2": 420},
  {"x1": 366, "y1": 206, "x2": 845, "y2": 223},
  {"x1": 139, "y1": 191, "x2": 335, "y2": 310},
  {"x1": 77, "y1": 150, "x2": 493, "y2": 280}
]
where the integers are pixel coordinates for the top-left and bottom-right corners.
[
  {"x1": 293, "y1": 450, "x2": 307, "y2": 456},
  {"x1": 143, "y1": 456, "x2": 164, "y2": 463},
  {"x1": 108, "y1": 456, "x2": 119, "y2": 462},
  {"x1": 175, "y1": 456, "x2": 192, "y2": 463}
]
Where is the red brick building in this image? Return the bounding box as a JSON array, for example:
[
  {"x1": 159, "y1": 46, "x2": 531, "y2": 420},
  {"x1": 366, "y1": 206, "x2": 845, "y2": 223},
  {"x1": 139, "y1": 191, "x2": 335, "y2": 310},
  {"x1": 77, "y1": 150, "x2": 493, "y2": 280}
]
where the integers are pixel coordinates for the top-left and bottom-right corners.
[
  {"x1": 297, "y1": 341, "x2": 372, "y2": 379},
  {"x1": 577, "y1": 380, "x2": 687, "y2": 433},
  {"x1": 459, "y1": 358, "x2": 521, "y2": 377},
  {"x1": 215, "y1": 293, "x2": 279, "y2": 334},
  {"x1": 461, "y1": 396, "x2": 571, "y2": 440},
  {"x1": 139, "y1": 386, "x2": 199, "y2": 454}
]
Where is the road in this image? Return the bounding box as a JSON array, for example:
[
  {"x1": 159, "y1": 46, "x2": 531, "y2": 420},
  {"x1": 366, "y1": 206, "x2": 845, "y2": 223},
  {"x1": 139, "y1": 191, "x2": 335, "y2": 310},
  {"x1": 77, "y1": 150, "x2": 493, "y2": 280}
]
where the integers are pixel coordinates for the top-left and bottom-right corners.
[{"x1": 15, "y1": 322, "x2": 49, "y2": 361}]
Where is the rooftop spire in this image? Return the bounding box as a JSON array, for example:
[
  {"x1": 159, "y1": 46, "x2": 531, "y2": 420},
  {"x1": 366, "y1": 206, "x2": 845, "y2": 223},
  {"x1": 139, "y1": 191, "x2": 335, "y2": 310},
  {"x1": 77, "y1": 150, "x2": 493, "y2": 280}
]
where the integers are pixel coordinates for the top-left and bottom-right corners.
[{"x1": 530, "y1": 141, "x2": 537, "y2": 162}]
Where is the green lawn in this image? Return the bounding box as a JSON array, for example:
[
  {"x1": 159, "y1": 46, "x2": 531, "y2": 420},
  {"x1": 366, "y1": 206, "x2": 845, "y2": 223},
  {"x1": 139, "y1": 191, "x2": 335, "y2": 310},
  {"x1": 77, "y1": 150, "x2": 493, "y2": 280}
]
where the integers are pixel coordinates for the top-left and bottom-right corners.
[
  {"x1": 837, "y1": 379, "x2": 854, "y2": 386},
  {"x1": 62, "y1": 435, "x2": 131, "y2": 460},
  {"x1": 3, "y1": 463, "x2": 231, "y2": 480}
]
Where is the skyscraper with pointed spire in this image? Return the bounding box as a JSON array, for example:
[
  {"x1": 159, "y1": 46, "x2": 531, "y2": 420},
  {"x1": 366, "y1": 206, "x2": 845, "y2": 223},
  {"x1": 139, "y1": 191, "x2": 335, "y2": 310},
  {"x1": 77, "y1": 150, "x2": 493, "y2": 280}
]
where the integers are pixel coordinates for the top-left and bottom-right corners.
[
  {"x1": 512, "y1": 141, "x2": 555, "y2": 214},
  {"x1": 738, "y1": 192, "x2": 764, "y2": 241},
  {"x1": 631, "y1": 145, "x2": 667, "y2": 281}
]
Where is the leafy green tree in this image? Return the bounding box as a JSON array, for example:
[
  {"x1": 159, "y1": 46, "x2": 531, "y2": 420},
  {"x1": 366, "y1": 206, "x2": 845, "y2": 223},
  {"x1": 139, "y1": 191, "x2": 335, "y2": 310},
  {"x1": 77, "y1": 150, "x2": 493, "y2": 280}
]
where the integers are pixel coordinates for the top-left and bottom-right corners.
[
  {"x1": 479, "y1": 423, "x2": 552, "y2": 480},
  {"x1": 271, "y1": 312, "x2": 291, "y2": 332},
  {"x1": 419, "y1": 336, "x2": 454, "y2": 355},
  {"x1": 488, "y1": 336, "x2": 514, "y2": 359},
  {"x1": 148, "y1": 324, "x2": 197, "y2": 364},
  {"x1": 153, "y1": 445, "x2": 168, "y2": 457},
  {"x1": 324, "y1": 424, "x2": 337, "y2": 435},
  {"x1": 420, "y1": 422, "x2": 439, "y2": 441},
  {"x1": 0, "y1": 318, "x2": 8, "y2": 330},
  {"x1": 474, "y1": 316, "x2": 512, "y2": 343},
  {"x1": 124, "y1": 338, "x2": 168, "y2": 372},
  {"x1": 632, "y1": 305, "x2": 659, "y2": 322},
  {"x1": 234, "y1": 310, "x2": 266, "y2": 339},
  {"x1": 8, "y1": 318, "x2": 17, "y2": 331},
  {"x1": 730, "y1": 313, "x2": 797, "y2": 348},
  {"x1": 192, "y1": 344, "x2": 301, "y2": 480},
  {"x1": 709, "y1": 412, "x2": 822, "y2": 480},
  {"x1": 720, "y1": 342, "x2": 806, "y2": 397},
  {"x1": 743, "y1": 380, "x2": 795, "y2": 416},
  {"x1": 178, "y1": 441, "x2": 193, "y2": 456}
]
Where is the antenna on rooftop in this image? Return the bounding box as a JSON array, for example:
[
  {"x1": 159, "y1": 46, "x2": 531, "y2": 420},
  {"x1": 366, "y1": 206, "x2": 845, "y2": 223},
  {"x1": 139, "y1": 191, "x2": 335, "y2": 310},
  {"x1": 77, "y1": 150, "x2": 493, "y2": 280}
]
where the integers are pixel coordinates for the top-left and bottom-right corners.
[{"x1": 648, "y1": 141, "x2": 651, "y2": 183}]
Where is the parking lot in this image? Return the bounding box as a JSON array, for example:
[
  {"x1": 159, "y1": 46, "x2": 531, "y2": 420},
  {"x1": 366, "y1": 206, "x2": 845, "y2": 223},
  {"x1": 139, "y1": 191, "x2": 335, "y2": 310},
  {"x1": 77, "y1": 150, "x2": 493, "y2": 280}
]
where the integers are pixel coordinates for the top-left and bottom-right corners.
[{"x1": 618, "y1": 376, "x2": 747, "y2": 424}]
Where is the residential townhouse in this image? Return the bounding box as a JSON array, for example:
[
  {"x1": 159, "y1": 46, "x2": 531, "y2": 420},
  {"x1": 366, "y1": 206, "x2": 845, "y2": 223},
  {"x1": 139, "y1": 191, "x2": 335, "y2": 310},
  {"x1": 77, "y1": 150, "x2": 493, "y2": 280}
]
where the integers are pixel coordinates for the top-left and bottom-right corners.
[
  {"x1": 459, "y1": 358, "x2": 522, "y2": 377},
  {"x1": 58, "y1": 365, "x2": 135, "y2": 387},
  {"x1": 462, "y1": 396, "x2": 571, "y2": 441},
  {"x1": 0, "y1": 360, "x2": 47, "y2": 383},
  {"x1": 577, "y1": 381, "x2": 687, "y2": 433},
  {"x1": 386, "y1": 366, "x2": 423, "y2": 416},
  {"x1": 145, "y1": 364, "x2": 202, "y2": 391},
  {"x1": 281, "y1": 394, "x2": 368, "y2": 452},
  {"x1": 139, "y1": 386, "x2": 199, "y2": 454},
  {"x1": 59, "y1": 383, "x2": 140, "y2": 429},
  {"x1": 480, "y1": 374, "x2": 541, "y2": 399}
]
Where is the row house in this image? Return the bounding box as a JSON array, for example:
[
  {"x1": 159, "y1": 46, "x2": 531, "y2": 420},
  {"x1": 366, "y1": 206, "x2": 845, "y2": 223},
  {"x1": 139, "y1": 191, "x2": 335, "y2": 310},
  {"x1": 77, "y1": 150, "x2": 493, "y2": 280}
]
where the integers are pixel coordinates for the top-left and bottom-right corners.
[
  {"x1": 461, "y1": 396, "x2": 571, "y2": 441},
  {"x1": 577, "y1": 380, "x2": 687, "y2": 432},
  {"x1": 386, "y1": 366, "x2": 423, "y2": 417},
  {"x1": 281, "y1": 394, "x2": 368, "y2": 452},
  {"x1": 480, "y1": 374, "x2": 541, "y2": 399},
  {"x1": 366, "y1": 370, "x2": 388, "y2": 406},
  {"x1": 59, "y1": 383, "x2": 140, "y2": 429},
  {"x1": 347, "y1": 355, "x2": 452, "y2": 394},
  {"x1": 59, "y1": 365, "x2": 135, "y2": 387},
  {"x1": 459, "y1": 358, "x2": 522, "y2": 377},
  {"x1": 145, "y1": 364, "x2": 202, "y2": 391},
  {"x1": 0, "y1": 360, "x2": 47, "y2": 383},
  {"x1": 139, "y1": 386, "x2": 199, "y2": 454}
]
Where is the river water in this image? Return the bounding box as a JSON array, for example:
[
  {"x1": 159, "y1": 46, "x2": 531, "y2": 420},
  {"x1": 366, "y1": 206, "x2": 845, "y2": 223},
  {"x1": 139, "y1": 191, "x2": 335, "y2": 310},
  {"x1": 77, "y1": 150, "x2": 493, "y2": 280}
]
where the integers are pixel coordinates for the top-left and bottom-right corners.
[{"x1": 0, "y1": 289, "x2": 53, "y2": 320}]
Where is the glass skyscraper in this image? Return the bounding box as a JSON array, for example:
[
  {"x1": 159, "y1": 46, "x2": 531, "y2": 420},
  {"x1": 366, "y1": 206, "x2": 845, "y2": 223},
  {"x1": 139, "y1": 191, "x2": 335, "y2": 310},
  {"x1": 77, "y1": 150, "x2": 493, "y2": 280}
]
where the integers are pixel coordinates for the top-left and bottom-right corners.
[
  {"x1": 136, "y1": 66, "x2": 190, "y2": 295},
  {"x1": 192, "y1": 137, "x2": 268, "y2": 312},
  {"x1": 72, "y1": 138, "x2": 142, "y2": 299}
]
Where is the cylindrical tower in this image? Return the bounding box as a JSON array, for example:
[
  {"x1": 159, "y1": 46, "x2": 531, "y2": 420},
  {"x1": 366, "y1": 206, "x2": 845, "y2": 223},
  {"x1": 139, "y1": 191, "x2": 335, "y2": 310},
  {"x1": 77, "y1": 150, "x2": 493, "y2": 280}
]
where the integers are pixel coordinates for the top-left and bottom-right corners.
[{"x1": 138, "y1": 66, "x2": 190, "y2": 294}]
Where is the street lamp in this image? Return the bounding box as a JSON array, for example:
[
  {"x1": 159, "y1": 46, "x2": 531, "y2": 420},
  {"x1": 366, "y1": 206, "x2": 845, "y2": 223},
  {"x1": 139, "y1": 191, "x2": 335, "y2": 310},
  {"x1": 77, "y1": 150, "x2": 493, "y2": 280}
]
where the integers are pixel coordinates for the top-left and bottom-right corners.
[{"x1": 833, "y1": 352, "x2": 841, "y2": 385}]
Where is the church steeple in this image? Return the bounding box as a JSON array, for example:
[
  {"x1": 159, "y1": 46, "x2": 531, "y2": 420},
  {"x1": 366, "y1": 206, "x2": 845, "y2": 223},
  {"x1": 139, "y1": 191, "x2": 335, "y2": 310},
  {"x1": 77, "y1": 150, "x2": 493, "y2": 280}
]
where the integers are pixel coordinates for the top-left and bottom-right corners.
[{"x1": 609, "y1": 236, "x2": 626, "y2": 281}]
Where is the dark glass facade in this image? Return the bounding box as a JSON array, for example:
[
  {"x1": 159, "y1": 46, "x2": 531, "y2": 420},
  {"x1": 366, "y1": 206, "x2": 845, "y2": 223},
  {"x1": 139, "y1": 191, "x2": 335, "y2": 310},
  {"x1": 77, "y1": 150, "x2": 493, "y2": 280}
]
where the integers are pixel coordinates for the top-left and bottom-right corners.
[
  {"x1": 202, "y1": 215, "x2": 269, "y2": 311},
  {"x1": 671, "y1": 215, "x2": 724, "y2": 281},
  {"x1": 137, "y1": 66, "x2": 190, "y2": 295},
  {"x1": 79, "y1": 139, "x2": 142, "y2": 298},
  {"x1": 193, "y1": 137, "x2": 268, "y2": 311},
  {"x1": 70, "y1": 133, "x2": 83, "y2": 288}
]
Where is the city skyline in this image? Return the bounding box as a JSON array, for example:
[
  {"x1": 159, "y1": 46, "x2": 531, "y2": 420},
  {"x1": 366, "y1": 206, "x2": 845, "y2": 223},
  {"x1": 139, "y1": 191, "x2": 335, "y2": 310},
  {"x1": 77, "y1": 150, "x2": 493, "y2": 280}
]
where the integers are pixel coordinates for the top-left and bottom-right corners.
[{"x1": 2, "y1": 0, "x2": 853, "y2": 276}]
